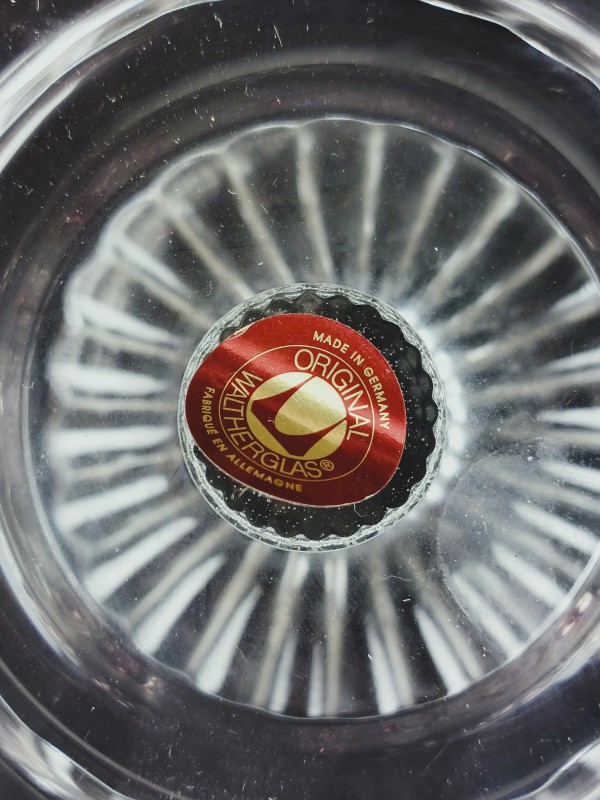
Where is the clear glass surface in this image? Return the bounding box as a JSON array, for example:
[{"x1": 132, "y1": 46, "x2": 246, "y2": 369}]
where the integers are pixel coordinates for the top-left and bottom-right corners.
[
  {"x1": 38, "y1": 116, "x2": 600, "y2": 719},
  {"x1": 1, "y1": 1, "x2": 600, "y2": 798}
]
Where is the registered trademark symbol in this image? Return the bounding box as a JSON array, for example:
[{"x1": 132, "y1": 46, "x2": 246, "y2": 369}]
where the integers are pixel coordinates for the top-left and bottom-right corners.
[{"x1": 320, "y1": 459, "x2": 335, "y2": 472}]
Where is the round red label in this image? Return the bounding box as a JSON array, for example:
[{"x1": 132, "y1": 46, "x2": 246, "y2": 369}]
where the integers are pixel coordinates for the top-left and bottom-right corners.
[{"x1": 184, "y1": 314, "x2": 406, "y2": 507}]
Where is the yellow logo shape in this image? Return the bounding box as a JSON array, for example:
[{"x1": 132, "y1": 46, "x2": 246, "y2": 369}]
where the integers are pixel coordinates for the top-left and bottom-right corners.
[{"x1": 247, "y1": 371, "x2": 347, "y2": 460}]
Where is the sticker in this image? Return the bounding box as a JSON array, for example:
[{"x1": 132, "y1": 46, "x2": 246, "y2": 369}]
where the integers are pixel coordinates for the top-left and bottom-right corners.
[{"x1": 184, "y1": 314, "x2": 406, "y2": 506}]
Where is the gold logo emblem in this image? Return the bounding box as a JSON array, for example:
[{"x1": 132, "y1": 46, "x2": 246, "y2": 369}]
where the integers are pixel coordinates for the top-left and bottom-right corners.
[{"x1": 247, "y1": 372, "x2": 348, "y2": 460}]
